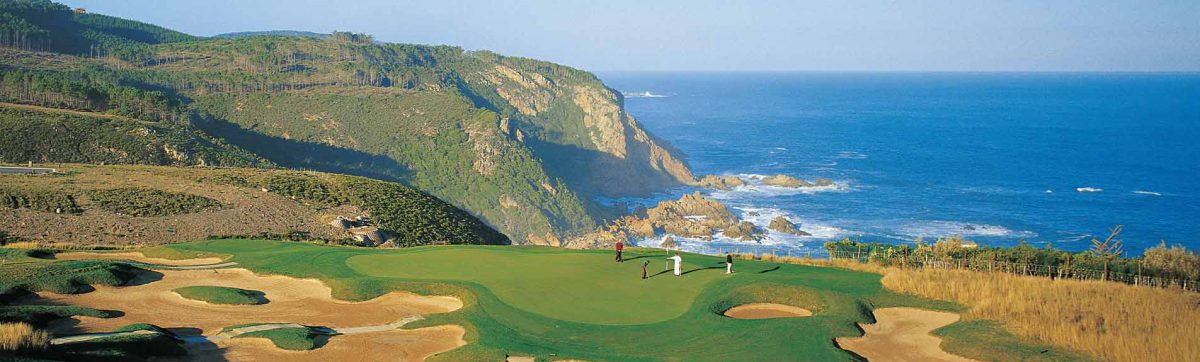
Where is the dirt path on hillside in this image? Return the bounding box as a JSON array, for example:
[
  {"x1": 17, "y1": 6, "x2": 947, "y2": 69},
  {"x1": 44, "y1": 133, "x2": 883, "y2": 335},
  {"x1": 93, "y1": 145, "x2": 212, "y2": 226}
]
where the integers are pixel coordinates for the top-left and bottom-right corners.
[
  {"x1": 56, "y1": 251, "x2": 227, "y2": 266},
  {"x1": 836, "y1": 307, "x2": 978, "y2": 362},
  {"x1": 0, "y1": 102, "x2": 143, "y2": 123},
  {"x1": 723, "y1": 303, "x2": 813, "y2": 319}
]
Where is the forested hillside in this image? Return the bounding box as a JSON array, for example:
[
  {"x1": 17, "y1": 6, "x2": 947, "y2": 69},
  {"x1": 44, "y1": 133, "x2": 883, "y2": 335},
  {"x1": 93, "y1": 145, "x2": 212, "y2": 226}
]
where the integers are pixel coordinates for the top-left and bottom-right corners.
[{"x1": 0, "y1": 0, "x2": 695, "y2": 244}]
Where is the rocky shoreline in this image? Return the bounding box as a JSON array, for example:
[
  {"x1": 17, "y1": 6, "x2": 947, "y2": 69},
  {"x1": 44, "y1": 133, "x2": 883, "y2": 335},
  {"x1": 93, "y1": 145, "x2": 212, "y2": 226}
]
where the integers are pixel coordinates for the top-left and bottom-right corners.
[{"x1": 566, "y1": 173, "x2": 822, "y2": 249}]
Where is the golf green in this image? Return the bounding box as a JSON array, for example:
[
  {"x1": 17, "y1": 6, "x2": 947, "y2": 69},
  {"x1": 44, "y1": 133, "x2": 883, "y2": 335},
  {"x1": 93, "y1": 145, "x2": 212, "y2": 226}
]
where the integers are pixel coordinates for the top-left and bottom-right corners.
[{"x1": 348, "y1": 247, "x2": 729, "y2": 325}]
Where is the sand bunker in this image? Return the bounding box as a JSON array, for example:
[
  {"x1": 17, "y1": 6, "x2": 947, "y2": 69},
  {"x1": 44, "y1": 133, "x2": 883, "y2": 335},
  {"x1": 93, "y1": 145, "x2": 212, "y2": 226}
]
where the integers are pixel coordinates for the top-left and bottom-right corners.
[
  {"x1": 723, "y1": 303, "x2": 813, "y2": 319},
  {"x1": 194, "y1": 325, "x2": 466, "y2": 362},
  {"x1": 836, "y1": 307, "x2": 979, "y2": 362},
  {"x1": 31, "y1": 266, "x2": 464, "y2": 360},
  {"x1": 55, "y1": 251, "x2": 227, "y2": 266}
]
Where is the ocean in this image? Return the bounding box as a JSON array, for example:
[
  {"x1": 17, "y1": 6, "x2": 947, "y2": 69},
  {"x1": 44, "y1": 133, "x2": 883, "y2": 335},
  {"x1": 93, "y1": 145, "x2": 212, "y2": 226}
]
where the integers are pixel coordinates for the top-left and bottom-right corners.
[{"x1": 598, "y1": 72, "x2": 1200, "y2": 256}]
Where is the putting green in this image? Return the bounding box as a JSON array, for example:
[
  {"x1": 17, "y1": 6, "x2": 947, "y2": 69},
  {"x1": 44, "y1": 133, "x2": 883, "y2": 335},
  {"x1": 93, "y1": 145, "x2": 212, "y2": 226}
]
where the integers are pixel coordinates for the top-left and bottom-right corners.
[{"x1": 348, "y1": 248, "x2": 727, "y2": 325}]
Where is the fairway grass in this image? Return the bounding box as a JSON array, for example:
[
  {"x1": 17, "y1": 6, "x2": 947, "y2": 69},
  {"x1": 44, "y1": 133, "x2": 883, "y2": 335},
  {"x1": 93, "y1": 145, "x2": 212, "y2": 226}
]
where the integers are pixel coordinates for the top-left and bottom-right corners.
[
  {"x1": 147, "y1": 239, "x2": 1085, "y2": 361},
  {"x1": 173, "y1": 285, "x2": 266, "y2": 305}
]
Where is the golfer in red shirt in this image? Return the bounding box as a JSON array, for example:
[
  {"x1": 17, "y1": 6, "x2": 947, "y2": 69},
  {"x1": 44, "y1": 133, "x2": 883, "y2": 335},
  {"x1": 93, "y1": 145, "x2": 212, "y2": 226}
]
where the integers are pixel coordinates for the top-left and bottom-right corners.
[{"x1": 615, "y1": 240, "x2": 624, "y2": 262}]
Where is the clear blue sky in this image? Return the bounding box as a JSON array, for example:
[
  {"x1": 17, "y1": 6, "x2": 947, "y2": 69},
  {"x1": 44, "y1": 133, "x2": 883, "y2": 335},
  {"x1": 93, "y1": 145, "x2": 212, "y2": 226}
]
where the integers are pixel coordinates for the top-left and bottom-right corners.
[{"x1": 62, "y1": 0, "x2": 1200, "y2": 72}]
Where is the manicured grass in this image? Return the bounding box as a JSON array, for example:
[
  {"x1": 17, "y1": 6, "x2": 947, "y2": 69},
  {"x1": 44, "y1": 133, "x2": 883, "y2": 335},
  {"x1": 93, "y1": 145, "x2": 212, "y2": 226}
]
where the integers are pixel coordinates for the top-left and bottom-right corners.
[
  {"x1": 935, "y1": 320, "x2": 1095, "y2": 361},
  {"x1": 173, "y1": 286, "x2": 265, "y2": 305},
  {"x1": 0, "y1": 259, "x2": 138, "y2": 295},
  {"x1": 348, "y1": 248, "x2": 731, "y2": 325},
  {"x1": 234, "y1": 326, "x2": 329, "y2": 351},
  {"x1": 159, "y1": 239, "x2": 1082, "y2": 361}
]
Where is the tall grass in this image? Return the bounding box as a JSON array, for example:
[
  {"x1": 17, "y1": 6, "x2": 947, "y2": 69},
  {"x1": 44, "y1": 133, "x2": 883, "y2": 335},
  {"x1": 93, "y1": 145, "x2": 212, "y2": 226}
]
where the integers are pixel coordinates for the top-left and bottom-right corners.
[
  {"x1": 0, "y1": 322, "x2": 50, "y2": 351},
  {"x1": 881, "y1": 269, "x2": 1200, "y2": 362},
  {"x1": 739, "y1": 252, "x2": 1200, "y2": 361}
]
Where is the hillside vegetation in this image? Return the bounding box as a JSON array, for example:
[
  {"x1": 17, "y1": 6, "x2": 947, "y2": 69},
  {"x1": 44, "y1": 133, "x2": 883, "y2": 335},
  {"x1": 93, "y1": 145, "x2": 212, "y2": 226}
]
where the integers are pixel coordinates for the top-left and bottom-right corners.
[
  {"x1": 0, "y1": 164, "x2": 508, "y2": 246},
  {"x1": 0, "y1": 104, "x2": 267, "y2": 166},
  {"x1": 0, "y1": 0, "x2": 696, "y2": 243}
]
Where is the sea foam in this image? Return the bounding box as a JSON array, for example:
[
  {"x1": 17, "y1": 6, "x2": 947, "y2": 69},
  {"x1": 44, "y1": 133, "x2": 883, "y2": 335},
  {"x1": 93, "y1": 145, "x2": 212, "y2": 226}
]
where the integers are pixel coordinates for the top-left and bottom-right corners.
[{"x1": 622, "y1": 91, "x2": 668, "y2": 98}]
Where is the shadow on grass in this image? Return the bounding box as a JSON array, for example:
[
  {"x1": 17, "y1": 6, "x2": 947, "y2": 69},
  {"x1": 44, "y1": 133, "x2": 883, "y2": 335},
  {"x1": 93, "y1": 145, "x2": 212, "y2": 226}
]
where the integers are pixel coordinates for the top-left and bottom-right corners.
[{"x1": 758, "y1": 266, "x2": 781, "y2": 274}]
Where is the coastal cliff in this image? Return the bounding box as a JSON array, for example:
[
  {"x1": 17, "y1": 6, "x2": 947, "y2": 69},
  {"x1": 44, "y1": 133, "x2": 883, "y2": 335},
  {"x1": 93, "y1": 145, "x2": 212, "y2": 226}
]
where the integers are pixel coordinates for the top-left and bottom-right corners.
[{"x1": 0, "y1": 1, "x2": 695, "y2": 244}]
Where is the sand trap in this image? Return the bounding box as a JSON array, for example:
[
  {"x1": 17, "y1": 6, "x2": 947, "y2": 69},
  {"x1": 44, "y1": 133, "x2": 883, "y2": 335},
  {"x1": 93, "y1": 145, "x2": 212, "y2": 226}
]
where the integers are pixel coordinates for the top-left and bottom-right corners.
[
  {"x1": 836, "y1": 307, "x2": 979, "y2": 362},
  {"x1": 723, "y1": 303, "x2": 813, "y2": 319},
  {"x1": 55, "y1": 251, "x2": 226, "y2": 266},
  {"x1": 36, "y1": 268, "x2": 461, "y2": 334},
  {"x1": 30, "y1": 267, "x2": 465, "y2": 360},
  {"x1": 191, "y1": 325, "x2": 467, "y2": 362}
]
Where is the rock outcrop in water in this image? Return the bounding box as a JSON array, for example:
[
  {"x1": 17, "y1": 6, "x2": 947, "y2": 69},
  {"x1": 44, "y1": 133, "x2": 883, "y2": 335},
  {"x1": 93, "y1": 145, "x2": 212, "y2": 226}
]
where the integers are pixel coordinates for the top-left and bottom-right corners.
[
  {"x1": 693, "y1": 175, "x2": 747, "y2": 190},
  {"x1": 563, "y1": 192, "x2": 769, "y2": 248},
  {"x1": 724, "y1": 221, "x2": 765, "y2": 241},
  {"x1": 694, "y1": 174, "x2": 836, "y2": 191},
  {"x1": 768, "y1": 216, "x2": 811, "y2": 236}
]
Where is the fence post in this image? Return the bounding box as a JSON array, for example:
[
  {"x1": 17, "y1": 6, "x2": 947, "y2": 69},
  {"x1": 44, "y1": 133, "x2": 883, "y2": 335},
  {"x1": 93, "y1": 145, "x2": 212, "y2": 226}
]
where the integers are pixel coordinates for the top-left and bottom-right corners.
[
  {"x1": 1136, "y1": 261, "x2": 1143, "y2": 286},
  {"x1": 1065, "y1": 254, "x2": 1071, "y2": 279}
]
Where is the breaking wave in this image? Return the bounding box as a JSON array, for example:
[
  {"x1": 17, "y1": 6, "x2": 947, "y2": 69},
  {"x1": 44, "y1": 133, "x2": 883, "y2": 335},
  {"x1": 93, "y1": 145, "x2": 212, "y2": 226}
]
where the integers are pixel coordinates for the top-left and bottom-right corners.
[
  {"x1": 623, "y1": 91, "x2": 668, "y2": 98},
  {"x1": 897, "y1": 220, "x2": 1036, "y2": 239}
]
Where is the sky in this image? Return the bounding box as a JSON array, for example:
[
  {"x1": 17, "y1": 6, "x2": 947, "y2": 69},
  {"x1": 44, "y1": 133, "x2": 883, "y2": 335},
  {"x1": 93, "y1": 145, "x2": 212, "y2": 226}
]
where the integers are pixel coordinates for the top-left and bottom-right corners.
[{"x1": 61, "y1": 0, "x2": 1200, "y2": 72}]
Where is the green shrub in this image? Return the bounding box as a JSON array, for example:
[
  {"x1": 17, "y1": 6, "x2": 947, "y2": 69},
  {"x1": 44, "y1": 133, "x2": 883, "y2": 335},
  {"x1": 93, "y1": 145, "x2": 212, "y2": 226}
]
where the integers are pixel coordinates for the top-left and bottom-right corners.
[
  {"x1": 86, "y1": 187, "x2": 223, "y2": 217},
  {"x1": 0, "y1": 187, "x2": 80, "y2": 214},
  {"x1": 263, "y1": 173, "x2": 347, "y2": 205},
  {"x1": 0, "y1": 305, "x2": 114, "y2": 326},
  {"x1": 0, "y1": 261, "x2": 139, "y2": 296},
  {"x1": 197, "y1": 174, "x2": 249, "y2": 187},
  {"x1": 1143, "y1": 243, "x2": 1200, "y2": 280}
]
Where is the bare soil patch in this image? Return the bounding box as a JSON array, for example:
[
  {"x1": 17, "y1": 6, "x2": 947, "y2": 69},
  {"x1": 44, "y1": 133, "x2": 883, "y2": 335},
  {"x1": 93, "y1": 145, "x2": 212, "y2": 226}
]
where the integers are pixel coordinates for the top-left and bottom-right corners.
[
  {"x1": 723, "y1": 303, "x2": 813, "y2": 319},
  {"x1": 836, "y1": 307, "x2": 978, "y2": 362}
]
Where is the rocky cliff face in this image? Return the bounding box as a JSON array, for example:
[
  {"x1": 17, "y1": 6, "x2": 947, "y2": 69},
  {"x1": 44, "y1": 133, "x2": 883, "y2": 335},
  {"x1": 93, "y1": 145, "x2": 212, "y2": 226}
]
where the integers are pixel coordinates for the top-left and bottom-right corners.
[{"x1": 461, "y1": 55, "x2": 695, "y2": 198}]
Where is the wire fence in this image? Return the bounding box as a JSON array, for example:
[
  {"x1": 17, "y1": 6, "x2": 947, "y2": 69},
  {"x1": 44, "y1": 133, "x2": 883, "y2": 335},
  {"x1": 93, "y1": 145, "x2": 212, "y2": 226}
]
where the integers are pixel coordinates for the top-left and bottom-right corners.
[
  {"x1": 695, "y1": 244, "x2": 1198, "y2": 292},
  {"x1": 825, "y1": 250, "x2": 1199, "y2": 292}
]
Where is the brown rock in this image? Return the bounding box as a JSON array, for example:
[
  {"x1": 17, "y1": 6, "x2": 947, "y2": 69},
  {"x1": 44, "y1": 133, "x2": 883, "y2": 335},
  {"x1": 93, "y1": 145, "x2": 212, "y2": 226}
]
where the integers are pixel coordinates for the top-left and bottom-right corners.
[
  {"x1": 761, "y1": 174, "x2": 813, "y2": 188},
  {"x1": 724, "y1": 221, "x2": 764, "y2": 241},
  {"x1": 693, "y1": 175, "x2": 747, "y2": 190},
  {"x1": 768, "y1": 216, "x2": 797, "y2": 234},
  {"x1": 660, "y1": 236, "x2": 677, "y2": 249}
]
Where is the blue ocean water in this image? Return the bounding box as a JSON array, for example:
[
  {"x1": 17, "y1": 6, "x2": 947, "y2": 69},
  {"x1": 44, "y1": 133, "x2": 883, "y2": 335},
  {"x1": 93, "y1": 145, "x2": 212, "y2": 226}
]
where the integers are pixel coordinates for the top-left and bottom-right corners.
[{"x1": 599, "y1": 72, "x2": 1200, "y2": 255}]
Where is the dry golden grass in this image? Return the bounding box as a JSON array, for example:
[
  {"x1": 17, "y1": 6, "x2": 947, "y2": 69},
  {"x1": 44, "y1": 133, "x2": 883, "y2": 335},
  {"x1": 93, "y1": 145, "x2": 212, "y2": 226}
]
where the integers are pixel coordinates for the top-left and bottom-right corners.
[
  {"x1": 741, "y1": 252, "x2": 1200, "y2": 361},
  {"x1": 0, "y1": 322, "x2": 50, "y2": 351},
  {"x1": 881, "y1": 269, "x2": 1200, "y2": 362}
]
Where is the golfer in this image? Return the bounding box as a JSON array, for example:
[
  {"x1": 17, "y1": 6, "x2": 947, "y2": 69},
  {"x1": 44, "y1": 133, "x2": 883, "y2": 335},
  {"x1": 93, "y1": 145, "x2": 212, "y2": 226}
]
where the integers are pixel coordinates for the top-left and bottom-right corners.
[
  {"x1": 641, "y1": 260, "x2": 650, "y2": 279},
  {"x1": 615, "y1": 240, "x2": 624, "y2": 262},
  {"x1": 726, "y1": 253, "x2": 733, "y2": 274},
  {"x1": 668, "y1": 253, "x2": 683, "y2": 276}
]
